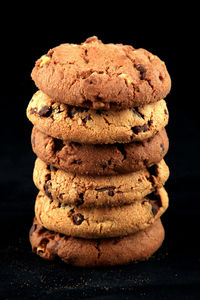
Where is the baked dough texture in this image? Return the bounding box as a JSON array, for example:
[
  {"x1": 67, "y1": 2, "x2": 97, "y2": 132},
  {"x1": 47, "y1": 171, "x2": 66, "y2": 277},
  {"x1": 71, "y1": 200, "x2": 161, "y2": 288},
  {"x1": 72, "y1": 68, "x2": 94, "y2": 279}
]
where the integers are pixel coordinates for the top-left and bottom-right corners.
[
  {"x1": 26, "y1": 90, "x2": 169, "y2": 144},
  {"x1": 29, "y1": 217, "x2": 164, "y2": 267},
  {"x1": 31, "y1": 36, "x2": 171, "y2": 110},
  {"x1": 35, "y1": 187, "x2": 168, "y2": 239},
  {"x1": 31, "y1": 127, "x2": 169, "y2": 175},
  {"x1": 33, "y1": 158, "x2": 169, "y2": 208}
]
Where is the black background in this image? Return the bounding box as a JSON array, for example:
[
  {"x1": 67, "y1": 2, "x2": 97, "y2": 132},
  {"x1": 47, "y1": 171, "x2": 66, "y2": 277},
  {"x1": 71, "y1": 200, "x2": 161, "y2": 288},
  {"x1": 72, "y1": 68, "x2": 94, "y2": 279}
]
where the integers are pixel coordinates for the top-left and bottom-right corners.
[{"x1": 1, "y1": 5, "x2": 200, "y2": 300}]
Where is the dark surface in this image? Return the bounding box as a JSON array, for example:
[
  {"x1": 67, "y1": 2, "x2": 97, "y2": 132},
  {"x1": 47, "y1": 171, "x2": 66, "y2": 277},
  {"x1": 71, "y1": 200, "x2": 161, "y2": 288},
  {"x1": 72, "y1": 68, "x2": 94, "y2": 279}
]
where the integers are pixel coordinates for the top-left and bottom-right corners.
[{"x1": 1, "y1": 6, "x2": 200, "y2": 300}]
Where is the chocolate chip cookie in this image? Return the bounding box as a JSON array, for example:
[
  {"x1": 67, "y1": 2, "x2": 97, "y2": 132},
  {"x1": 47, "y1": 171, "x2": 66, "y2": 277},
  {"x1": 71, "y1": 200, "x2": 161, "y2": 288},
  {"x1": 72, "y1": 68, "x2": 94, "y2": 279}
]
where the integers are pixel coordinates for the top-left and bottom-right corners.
[
  {"x1": 27, "y1": 90, "x2": 169, "y2": 144},
  {"x1": 31, "y1": 36, "x2": 171, "y2": 110},
  {"x1": 29, "y1": 217, "x2": 164, "y2": 267},
  {"x1": 31, "y1": 127, "x2": 169, "y2": 175},
  {"x1": 28, "y1": 36, "x2": 171, "y2": 267},
  {"x1": 33, "y1": 158, "x2": 169, "y2": 208},
  {"x1": 35, "y1": 187, "x2": 168, "y2": 239}
]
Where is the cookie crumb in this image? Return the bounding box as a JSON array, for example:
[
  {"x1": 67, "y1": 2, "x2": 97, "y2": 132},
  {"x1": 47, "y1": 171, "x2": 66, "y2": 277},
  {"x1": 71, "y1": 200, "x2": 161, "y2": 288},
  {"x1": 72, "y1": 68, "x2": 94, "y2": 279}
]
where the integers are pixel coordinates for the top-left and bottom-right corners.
[{"x1": 119, "y1": 73, "x2": 133, "y2": 85}]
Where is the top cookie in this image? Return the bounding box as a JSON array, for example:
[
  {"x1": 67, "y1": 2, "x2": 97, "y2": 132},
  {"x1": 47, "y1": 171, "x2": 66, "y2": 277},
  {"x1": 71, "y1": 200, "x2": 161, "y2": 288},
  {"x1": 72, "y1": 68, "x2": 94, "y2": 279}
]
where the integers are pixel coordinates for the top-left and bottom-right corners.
[{"x1": 31, "y1": 36, "x2": 171, "y2": 110}]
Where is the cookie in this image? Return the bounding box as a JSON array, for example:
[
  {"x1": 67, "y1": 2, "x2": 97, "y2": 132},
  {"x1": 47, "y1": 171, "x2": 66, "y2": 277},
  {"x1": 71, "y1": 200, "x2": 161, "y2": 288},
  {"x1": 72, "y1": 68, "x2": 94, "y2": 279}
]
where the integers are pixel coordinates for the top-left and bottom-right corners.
[
  {"x1": 33, "y1": 158, "x2": 169, "y2": 208},
  {"x1": 35, "y1": 187, "x2": 168, "y2": 239},
  {"x1": 29, "y1": 217, "x2": 164, "y2": 267},
  {"x1": 31, "y1": 127, "x2": 169, "y2": 175},
  {"x1": 31, "y1": 36, "x2": 171, "y2": 110},
  {"x1": 26, "y1": 90, "x2": 169, "y2": 144}
]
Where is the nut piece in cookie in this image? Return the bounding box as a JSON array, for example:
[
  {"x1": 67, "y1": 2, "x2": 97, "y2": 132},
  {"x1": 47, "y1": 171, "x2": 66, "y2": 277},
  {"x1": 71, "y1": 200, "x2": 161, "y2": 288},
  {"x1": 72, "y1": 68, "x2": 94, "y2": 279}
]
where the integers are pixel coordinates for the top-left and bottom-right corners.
[{"x1": 39, "y1": 55, "x2": 50, "y2": 67}]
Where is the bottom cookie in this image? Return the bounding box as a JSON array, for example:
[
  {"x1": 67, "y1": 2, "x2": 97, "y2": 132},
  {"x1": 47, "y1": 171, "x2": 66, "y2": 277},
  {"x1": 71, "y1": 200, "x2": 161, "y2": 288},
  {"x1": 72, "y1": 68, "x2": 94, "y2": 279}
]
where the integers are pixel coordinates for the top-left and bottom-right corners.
[{"x1": 29, "y1": 217, "x2": 164, "y2": 267}]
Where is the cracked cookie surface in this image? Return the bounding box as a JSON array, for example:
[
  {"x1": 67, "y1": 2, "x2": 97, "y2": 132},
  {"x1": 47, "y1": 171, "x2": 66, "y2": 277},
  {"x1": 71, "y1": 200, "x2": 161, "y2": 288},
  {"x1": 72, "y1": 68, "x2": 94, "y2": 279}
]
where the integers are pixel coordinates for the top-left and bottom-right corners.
[
  {"x1": 27, "y1": 90, "x2": 169, "y2": 144},
  {"x1": 31, "y1": 36, "x2": 171, "y2": 110},
  {"x1": 29, "y1": 217, "x2": 164, "y2": 267},
  {"x1": 33, "y1": 158, "x2": 169, "y2": 208},
  {"x1": 31, "y1": 127, "x2": 169, "y2": 175},
  {"x1": 34, "y1": 187, "x2": 168, "y2": 239}
]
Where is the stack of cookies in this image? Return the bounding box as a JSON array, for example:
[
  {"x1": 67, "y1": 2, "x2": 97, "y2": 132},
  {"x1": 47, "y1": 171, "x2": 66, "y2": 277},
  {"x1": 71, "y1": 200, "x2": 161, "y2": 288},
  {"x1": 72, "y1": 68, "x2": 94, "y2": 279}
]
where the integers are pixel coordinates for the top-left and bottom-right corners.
[{"x1": 27, "y1": 36, "x2": 171, "y2": 267}]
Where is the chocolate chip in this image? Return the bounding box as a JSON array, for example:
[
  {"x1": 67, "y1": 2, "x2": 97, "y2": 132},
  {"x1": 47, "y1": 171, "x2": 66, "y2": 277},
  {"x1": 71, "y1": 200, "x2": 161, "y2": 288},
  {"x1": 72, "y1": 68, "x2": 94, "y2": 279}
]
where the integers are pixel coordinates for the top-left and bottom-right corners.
[
  {"x1": 116, "y1": 144, "x2": 127, "y2": 161},
  {"x1": 53, "y1": 139, "x2": 65, "y2": 152},
  {"x1": 149, "y1": 201, "x2": 159, "y2": 216},
  {"x1": 67, "y1": 106, "x2": 75, "y2": 118},
  {"x1": 67, "y1": 208, "x2": 75, "y2": 218},
  {"x1": 160, "y1": 144, "x2": 165, "y2": 153},
  {"x1": 148, "y1": 119, "x2": 153, "y2": 126},
  {"x1": 74, "y1": 193, "x2": 84, "y2": 206},
  {"x1": 45, "y1": 171, "x2": 51, "y2": 179},
  {"x1": 103, "y1": 116, "x2": 111, "y2": 125},
  {"x1": 69, "y1": 208, "x2": 75, "y2": 214},
  {"x1": 83, "y1": 49, "x2": 89, "y2": 63},
  {"x1": 59, "y1": 193, "x2": 64, "y2": 200},
  {"x1": 131, "y1": 124, "x2": 148, "y2": 134},
  {"x1": 133, "y1": 107, "x2": 144, "y2": 119},
  {"x1": 72, "y1": 213, "x2": 84, "y2": 225},
  {"x1": 108, "y1": 159, "x2": 112, "y2": 165},
  {"x1": 108, "y1": 190, "x2": 114, "y2": 196},
  {"x1": 135, "y1": 64, "x2": 146, "y2": 80},
  {"x1": 44, "y1": 181, "x2": 52, "y2": 200},
  {"x1": 95, "y1": 187, "x2": 111, "y2": 192},
  {"x1": 30, "y1": 108, "x2": 37, "y2": 114},
  {"x1": 38, "y1": 106, "x2": 52, "y2": 117},
  {"x1": 95, "y1": 186, "x2": 115, "y2": 196}
]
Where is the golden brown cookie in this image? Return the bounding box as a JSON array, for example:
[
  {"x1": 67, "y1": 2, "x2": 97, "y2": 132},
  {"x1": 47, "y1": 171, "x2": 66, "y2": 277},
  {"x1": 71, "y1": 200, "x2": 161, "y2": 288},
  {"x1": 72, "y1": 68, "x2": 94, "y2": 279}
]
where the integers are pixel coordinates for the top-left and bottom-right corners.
[
  {"x1": 29, "y1": 217, "x2": 165, "y2": 267},
  {"x1": 26, "y1": 90, "x2": 169, "y2": 144},
  {"x1": 31, "y1": 36, "x2": 171, "y2": 110},
  {"x1": 34, "y1": 187, "x2": 168, "y2": 239},
  {"x1": 31, "y1": 127, "x2": 169, "y2": 175},
  {"x1": 33, "y1": 158, "x2": 169, "y2": 208}
]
